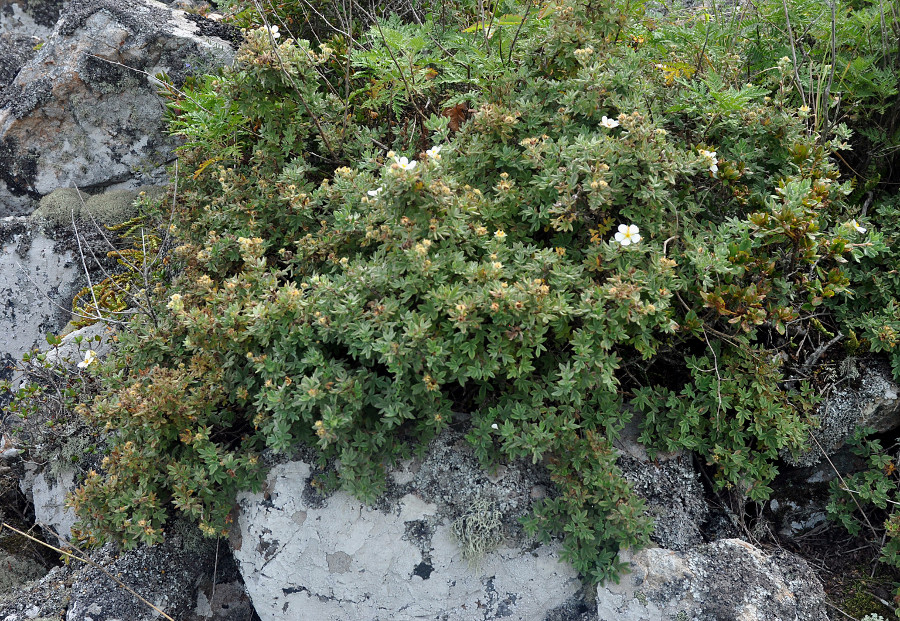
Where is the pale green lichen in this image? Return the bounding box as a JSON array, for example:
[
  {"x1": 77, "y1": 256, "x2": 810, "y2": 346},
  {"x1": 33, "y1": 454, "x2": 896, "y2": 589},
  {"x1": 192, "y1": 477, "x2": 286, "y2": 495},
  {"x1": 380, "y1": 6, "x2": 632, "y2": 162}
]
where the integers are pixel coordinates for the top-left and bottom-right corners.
[
  {"x1": 450, "y1": 498, "x2": 503, "y2": 568},
  {"x1": 83, "y1": 189, "x2": 140, "y2": 226},
  {"x1": 33, "y1": 188, "x2": 89, "y2": 226},
  {"x1": 33, "y1": 186, "x2": 162, "y2": 229}
]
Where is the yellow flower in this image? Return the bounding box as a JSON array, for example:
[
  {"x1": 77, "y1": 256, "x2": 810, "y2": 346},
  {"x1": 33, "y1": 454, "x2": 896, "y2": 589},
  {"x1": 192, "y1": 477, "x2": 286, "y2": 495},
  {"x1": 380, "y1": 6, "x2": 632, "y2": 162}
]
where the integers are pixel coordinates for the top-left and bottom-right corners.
[{"x1": 494, "y1": 230, "x2": 507, "y2": 241}]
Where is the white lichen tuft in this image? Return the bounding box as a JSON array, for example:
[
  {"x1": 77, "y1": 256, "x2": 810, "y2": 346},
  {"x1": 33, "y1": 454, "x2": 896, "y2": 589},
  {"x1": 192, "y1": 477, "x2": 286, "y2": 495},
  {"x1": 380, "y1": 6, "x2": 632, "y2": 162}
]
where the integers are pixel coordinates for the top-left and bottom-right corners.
[{"x1": 450, "y1": 498, "x2": 504, "y2": 568}]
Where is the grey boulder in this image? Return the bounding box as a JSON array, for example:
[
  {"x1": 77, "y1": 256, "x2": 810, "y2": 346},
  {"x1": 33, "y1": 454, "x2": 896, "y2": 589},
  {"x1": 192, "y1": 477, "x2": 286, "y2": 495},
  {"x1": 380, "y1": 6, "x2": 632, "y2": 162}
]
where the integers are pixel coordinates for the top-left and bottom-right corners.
[
  {"x1": 0, "y1": 0, "x2": 235, "y2": 215},
  {"x1": 596, "y1": 539, "x2": 828, "y2": 621},
  {"x1": 789, "y1": 357, "x2": 900, "y2": 467}
]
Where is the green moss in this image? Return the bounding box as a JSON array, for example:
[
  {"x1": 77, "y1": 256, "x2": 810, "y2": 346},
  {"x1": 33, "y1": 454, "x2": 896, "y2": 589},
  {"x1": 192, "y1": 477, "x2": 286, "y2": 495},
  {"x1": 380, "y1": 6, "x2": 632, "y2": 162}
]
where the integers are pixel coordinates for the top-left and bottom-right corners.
[{"x1": 840, "y1": 581, "x2": 894, "y2": 619}]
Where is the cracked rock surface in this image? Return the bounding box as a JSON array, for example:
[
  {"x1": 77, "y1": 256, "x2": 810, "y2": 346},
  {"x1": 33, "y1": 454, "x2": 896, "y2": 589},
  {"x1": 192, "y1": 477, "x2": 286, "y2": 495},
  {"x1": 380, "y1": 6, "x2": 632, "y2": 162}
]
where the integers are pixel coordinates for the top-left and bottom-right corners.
[
  {"x1": 788, "y1": 357, "x2": 900, "y2": 467},
  {"x1": 233, "y1": 432, "x2": 589, "y2": 620},
  {"x1": 596, "y1": 539, "x2": 829, "y2": 620}
]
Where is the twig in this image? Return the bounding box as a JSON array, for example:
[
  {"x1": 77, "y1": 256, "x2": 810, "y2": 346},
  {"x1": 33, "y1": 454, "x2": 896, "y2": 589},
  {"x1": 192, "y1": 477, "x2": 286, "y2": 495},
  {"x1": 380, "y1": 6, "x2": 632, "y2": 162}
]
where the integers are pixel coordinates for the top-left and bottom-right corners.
[
  {"x1": 820, "y1": 0, "x2": 837, "y2": 139},
  {"x1": 357, "y1": 3, "x2": 428, "y2": 123},
  {"x1": 210, "y1": 537, "x2": 220, "y2": 610},
  {"x1": 251, "y1": 1, "x2": 338, "y2": 159},
  {"x1": 70, "y1": 185, "x2": 159, "y2": 327},
  {"x1": 701, "y1": 326, "x2": 724, "y2": 422},
  {"x1": 803, "y1": 331, "x2": 843, "y2": 374},
  {"x1": 781, "y1": 0, "x2": 806, "y2": 104},
  {"x1": 823, "y1": 600, "x2": 858, "y2": 621},
  {"x1": 662, "y1": 235, "x2": 678, "y2": 256},
  {"x1": 12, "y1": 260, "x2": 129, "y2": 327},
  {"x1": 808, "y1": 431, "x2": 881, "y2": 540},
  {"x1": 506, "y1": 0, "x2": 534, "y2": 66},
  {"x1": 696, "y1": 14, "x2": 712, "y2": 76},
  {"x1": 0, "y1": 522, "x2": 175, "y2": 621},
  {"x1": 71, "y1": 187, "x2": 102, "y2": 319}
]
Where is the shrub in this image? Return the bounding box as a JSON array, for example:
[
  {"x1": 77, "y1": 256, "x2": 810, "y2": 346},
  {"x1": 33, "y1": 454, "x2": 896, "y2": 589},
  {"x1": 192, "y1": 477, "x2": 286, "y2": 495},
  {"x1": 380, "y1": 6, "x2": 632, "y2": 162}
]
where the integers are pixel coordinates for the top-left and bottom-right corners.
[{"x1": 64, "y1": 0, "x2": 897, "y2": 584}]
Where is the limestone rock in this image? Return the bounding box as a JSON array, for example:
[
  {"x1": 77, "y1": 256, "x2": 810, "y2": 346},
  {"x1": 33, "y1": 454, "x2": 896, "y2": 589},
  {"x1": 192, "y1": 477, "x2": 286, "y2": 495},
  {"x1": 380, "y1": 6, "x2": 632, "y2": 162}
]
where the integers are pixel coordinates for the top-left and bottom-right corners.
[
  {"x1": 64, "y1": 537, "x2": 215, "y2": 621},
  {"x1": 616, "y1": 415, "x2": 709, "y2": 551},
  {"x1": 0, "y1": 0, "x2": 64, "y2": 39},
  {"x1": 0, "y1": 550, "x2": 45, "y2": 598},
  {"x1": 233, "y1": 433, "x2": 589, "y2": 620},
  {"x1": 0, "y1": 528, "x2": 220, "y2": 621},
  {"x1": 0, "y1": 33, "x2": 38, "y2": 89},
  {"x1": 596, "y1": 539, "x2": 828, "y2": 620},
  {"x1": 1, "y1": 184, "x2": 159, "y2": 406},
  {"x1": 19, "y1": 463, "x2": 78, "y2": 543},
  {"x1": 0, "y1": 216, "x2": 83, "y2": 385},
  {"x1": 0, "y1": 0, "x2": 236, "y2": 216},
  {"x1": 789, "y1": 357, "x2": 900, "y2": 467}
]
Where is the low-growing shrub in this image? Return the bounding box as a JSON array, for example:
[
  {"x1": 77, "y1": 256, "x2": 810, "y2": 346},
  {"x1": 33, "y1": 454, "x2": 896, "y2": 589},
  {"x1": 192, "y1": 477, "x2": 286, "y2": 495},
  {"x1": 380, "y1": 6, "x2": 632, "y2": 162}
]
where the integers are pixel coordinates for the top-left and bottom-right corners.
[{"x1": 62, "y1": 0, "x2": 898, "y2": 585}]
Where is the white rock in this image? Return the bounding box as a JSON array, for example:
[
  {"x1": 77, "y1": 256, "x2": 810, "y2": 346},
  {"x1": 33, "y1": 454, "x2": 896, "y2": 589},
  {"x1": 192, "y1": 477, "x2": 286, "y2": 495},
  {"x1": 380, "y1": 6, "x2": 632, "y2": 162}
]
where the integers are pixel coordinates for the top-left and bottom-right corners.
[{"x1": 234, "y1": 441, "x2": 585, "y2": 620}]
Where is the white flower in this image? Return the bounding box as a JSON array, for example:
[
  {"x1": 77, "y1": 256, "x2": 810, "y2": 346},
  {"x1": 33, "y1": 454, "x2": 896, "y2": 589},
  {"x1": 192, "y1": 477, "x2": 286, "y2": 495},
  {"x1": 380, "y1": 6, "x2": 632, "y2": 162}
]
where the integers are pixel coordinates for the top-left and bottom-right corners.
[
  {"x1": 78, "y1": 350, "x2": 98, "y2": 369},
  {"x1": 269, "y1": 25, "x2": 280, "y2": 39},
  {"x1": 425, "y1": 145, "x2": 442, "y2": 160},
  {"x1": 491, "y1": 423, "x2": 499, "y2": 430},
  {"x1": 699, "y1": 149, "x2": 718, "y2": 176},
  {"x1": 849, "y1": 219, "x2": 867, "y2": 233},
  {"x1": 614, "y1": 224, "x2": 642, "y2": 246},
  {"x1": 367, "y1": 187, "x2": 382, "y2": 197},
  {"x1": 166, "y1": 293, "x2": 184, "y2": 312},
  {"x1": 494, "y1": 229, "x2": 507, "y2": 241},
  {"x1": 600, "y1": 116, "x2": 620, "y2": 129},
  {"x1": 394, "y1": 156, "x2": 417, "y2": 171}
]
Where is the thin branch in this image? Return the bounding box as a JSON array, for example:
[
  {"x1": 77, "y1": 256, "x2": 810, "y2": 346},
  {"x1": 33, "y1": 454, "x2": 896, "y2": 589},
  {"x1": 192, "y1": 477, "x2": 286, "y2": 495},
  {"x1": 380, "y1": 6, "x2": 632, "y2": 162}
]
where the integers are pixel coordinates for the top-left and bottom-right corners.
[
  {"x1": 12, "y1": 260, "x2": 129, "y2": 327},
  {"x1": 507, "y1": 0, "x2": 534, "y2": 66},
  {"x1": 362, "y1": 5, "x2": 428, "y2": 122},
  {"x1": 781, "y1": 0, "x2": 806, "y2": 104},
  {"x1": 808, "y1": 430, "x2": 880, "y2": 540},
  {"x1": 71, "y1": 186, "x2": 103, "y2": 319},
  {"x1": 820, "y1": 0, "x2": 837, "y2": 139},
  {"x1": 799, "y1": 331, "x2": 843, "y2": 377},
  {"x1": 255, "y1": 3, "x2": 338, "y2": 159}
]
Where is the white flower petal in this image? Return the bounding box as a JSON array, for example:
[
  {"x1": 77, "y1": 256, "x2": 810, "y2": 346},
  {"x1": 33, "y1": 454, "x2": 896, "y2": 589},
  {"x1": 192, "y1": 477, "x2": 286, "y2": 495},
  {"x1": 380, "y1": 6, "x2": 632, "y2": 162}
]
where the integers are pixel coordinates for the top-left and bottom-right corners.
[
  {"x1": 600, "y1": 116, "x2": 620, "y2": 129},
  {"x1": 78, "y1": 350, "x2": 98, "y2": 368}
]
